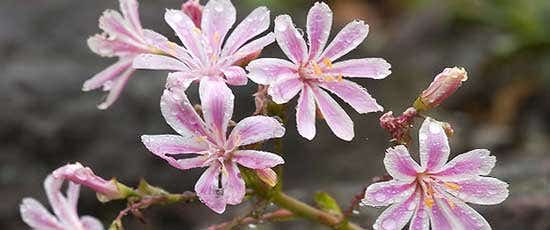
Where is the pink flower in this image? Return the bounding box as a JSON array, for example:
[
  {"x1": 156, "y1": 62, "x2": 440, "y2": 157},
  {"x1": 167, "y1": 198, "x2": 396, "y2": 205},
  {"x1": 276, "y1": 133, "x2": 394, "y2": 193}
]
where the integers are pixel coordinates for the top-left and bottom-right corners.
[
  {"x1": 52, "y1": 162, "x2": 126, "y2": 202},
  {"x1": 246, "y1": 2, "x2": 391, "y2": 141},
  {"x1": 141, "y1": 78, "x2": 285, "y2": 213},
  {"x1": 413, "y1": 67, "x2": 468, "y2": 111},
  {"x1": 132, "y1": 0, "x2": 274, "y2": 93},
  {"x1": 20, "y1": 175, "x2": 104, "y2": 230},
  {"x1": 363, "y1": 118, "x2": 509, "y2": 230},
  {"x1": 85, "y1": 0, "x2": 159, "y2": 109}
]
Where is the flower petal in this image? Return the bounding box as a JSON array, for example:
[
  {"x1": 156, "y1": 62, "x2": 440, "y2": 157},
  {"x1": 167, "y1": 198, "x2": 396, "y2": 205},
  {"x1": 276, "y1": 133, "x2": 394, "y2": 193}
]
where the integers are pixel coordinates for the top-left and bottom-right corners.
[
  {"x1": 233, "y1": 150, "x2": 285, "y2": 169},
  {"x1": 199, "y1": 78, "x2": 234, "y2": 145},
  {"x1": 246, "y1": 58, "x2": 297, "y2": 85},
  {"x1": 96, "y1": 66, "x2": 135, "y2": 110},
  {"x1": 221, "y1": 66, "x2": 248, "y2": 86},
  {"x1": 324, "y1": 58, "x2": 391, "y2": 79},
  {"x1": 372, "y1": 190, "x2": 419, "y2": 230},
  {"x1": 443, "y1": 177, "x2": 509, "y2": 205},
  {"x1": 66, "y1": 182, "x2": 80, "y2": 210},
  {"x1": 176, "y1": 156, "x2": 210, "y2": 170},
  {"x1": 384, "y1": 145, "x2": 422, "y2": 182},
  {"x1": 434, "y1": 192, "x2": 491, "y2": 230},
  {"x1": 165, "y1": 9, "x2": 206, "y2": 62},
  {"x1": 225, "y1": 33, "x2": 275, "y2": 65},
  {"x1": 319, "y1": 79, "x2": 383, "y2": 114},
  {"x1": 141, "y1": 135, "x2": 208, "y2": 155},
  {"x1": 419, "y1": 118, "x2": 450, "y2": 172},
  {"x1": 363, "y1": 180, "x2": 416, "y2": 207},
  {"x1": 20, "y1": 198, "x2": 62, "y2": 230},
  {"x1": 409, "y1": 193, "x2": 430, "y2": 230},
  {"x1": 433, "y1": 149, "x2": 496, "y2": 181},
  {"x1": 296, "y1": 85, "x2": 317, "y2": 140},
  {"x1": 132, "y1": 54, "x2": 189, "y2": 71},
  {"x1": 222, "y1": 6, "x2": 271, "y2": 56},
  {"x1": 98, "y1": 9, "x2": 143, "y2": 47},
  {"x1": 201, "y1": 0, "x2": 236, "y2": 53},
  {"x1": 427, "y1": 197, "x2": 454, "y2": 230},
  {"x1": 44, "y1": 176, "x2": 81, "y2": 227},
  {"x1": 268, "y1": 75, "x2": 303, "y2": 104},
  {"x1": 227, "y1": 116, "x2": 285, "y2": 148},
  {"x1": 311, "y1": 86, "x2": 354, "y2": 141},
  {"x1": 274, "y1": 15, "x2": 308, "y2": 65},
  {"x1": 160, "y1": 89, "x2": 211, "y2": 139},
  {"x1": 87, "y1": 33, "x2": 142, "y2": 57},
  {"x1": 221, "y1": 161, "x2": 246, "y2": 205},
  {"x1": 195, "y1": 163, "x2": 226, "y2": 214},
  {"x1": 80, "y1": 216, "x2": 105, "y2": 230},
  {"x1": 319, "y1": 20, "x2": 369, "y2": 62},
  {"x1": 142, "y1": 29, "x2": 199, "y2": 68},
  {"x1": 83, "y1": 59, "x2": 133, "y2": 92},
  {"x1": 165, "y1": 71, "x2": 199, "y2": 93},
  {"x1": 306, "y1": 2, "x2": 332, "y2": 60},
  {"x1": 119, "y1": 0, "x2": 142, "y2": 32}
]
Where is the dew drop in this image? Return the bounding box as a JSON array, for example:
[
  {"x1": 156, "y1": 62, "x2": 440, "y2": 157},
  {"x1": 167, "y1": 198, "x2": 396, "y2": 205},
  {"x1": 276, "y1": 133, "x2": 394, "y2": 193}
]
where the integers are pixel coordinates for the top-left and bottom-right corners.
[
  {"x1": 214, "y1": 5, "x2": 223, "y2": 12},
  {"x1": 407, "y1": 202, "x2": 416, "y2": 210},
  {"x1": 248, "y1": 224, "x2": 257, "y2": 229},
  {"x1": 352, "y1": 209, "x2": 360, "y2": 215}
]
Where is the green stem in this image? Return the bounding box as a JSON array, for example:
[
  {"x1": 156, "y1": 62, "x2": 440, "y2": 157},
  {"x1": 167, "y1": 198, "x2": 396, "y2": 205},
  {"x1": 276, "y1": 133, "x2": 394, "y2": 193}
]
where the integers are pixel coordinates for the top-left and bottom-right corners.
[{"x1": 271, "y1": 192, "x2": 364, "y2": 230}]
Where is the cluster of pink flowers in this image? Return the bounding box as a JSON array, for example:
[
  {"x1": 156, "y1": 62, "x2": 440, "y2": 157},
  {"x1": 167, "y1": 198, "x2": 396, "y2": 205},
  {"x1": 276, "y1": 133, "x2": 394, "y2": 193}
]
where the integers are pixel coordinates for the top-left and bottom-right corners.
[{"x1": 19, "y1": 0, "x2": 510, "y2": 229}]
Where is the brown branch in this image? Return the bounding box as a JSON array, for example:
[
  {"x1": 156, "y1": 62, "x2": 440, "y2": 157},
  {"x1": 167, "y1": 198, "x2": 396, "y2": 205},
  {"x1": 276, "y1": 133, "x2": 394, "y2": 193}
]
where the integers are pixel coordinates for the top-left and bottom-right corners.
[{"x1": 207, "y1": 209, "x2": 294, "y2": 230}]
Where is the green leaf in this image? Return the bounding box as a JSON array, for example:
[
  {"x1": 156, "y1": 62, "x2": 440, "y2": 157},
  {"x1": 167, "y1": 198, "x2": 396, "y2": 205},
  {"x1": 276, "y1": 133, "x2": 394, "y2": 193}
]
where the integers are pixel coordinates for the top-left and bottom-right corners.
[{"x1": 314, "y1": 192, "x2": 343, "y2": 217}]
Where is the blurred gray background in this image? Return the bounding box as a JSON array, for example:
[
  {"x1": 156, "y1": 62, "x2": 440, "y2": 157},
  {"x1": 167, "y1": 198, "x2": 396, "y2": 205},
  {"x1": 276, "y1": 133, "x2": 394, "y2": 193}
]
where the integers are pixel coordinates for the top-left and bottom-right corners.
[{"x1": 1, "y1": 0, "x2": 549, "y2": 229}]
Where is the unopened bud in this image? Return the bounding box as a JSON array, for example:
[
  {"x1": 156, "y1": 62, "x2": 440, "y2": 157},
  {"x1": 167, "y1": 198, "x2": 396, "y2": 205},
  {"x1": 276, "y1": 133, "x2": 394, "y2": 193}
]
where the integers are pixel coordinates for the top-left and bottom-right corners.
[
  {"x1": 414, "y1": 67, "x2": 468, "y2": 111},
  {"x1": 52, "y1": 162, "x2": 130, "y2": 202},
  {"x1": 255, "y1": 168, "x2": 278, "y2": 187},
  {"x1": 181, "y1": 0, "x2": 203, "y2": 28},
  {"x1": 235, "y1": 50, "x2": 262, "y2": 68}
]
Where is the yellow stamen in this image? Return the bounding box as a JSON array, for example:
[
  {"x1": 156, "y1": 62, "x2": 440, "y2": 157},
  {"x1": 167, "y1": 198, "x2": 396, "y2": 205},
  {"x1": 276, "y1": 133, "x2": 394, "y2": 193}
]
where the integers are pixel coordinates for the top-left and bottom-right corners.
[
  {"x1": 322, "y1": 58, "x2": 333, "y2": 69},
  {"x1": 323, "y1": 76, "x2": 335, "y2": 82},
  {"x1": 424, "y1": 197, "x2": 434, "y2": 208},
  {"x1": 446, "y1": 199, "x2": 456, "y2": 209},
  {"x1": 194, "y1": 135, "x2": 207, "y2": 143},
  {"x1": 166, "y1": 41, "x2": 178, "y2": 56},
  {"x1": 211, "y1": 54, "x2": 218, "y2": 62},
  {"x1": 444, "y1": 182, "x2": 461, "y2": 191},
  {"x1": 312, "y1": 61, "x2": 323, "y2": 75},
  {"x1": 337, "y1": 74, "x2": 343, "y2": 82}
]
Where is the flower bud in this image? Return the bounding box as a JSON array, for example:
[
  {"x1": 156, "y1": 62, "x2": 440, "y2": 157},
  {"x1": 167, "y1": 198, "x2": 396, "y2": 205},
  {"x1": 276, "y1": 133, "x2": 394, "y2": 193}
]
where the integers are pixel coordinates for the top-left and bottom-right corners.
[
  {"x1": 52, "y1": 162, "x2": 129, "y2": 202},
  {"x1": 255, "y1": 168, "x2": 278, "y2": 187},
  {"x1": 414, "y1": 67, "x2": 468, "y2": 111},
  {"x1": 181, "y1": 0, "x2": 203, "y2": 28}
]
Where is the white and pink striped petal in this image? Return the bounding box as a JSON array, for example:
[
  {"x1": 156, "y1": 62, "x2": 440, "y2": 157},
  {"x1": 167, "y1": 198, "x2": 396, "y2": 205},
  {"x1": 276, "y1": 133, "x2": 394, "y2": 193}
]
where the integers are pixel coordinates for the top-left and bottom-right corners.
[
  {"x1": 311, "y1": 87, "x2": 354, "y2": 141},
  {"x1": 306, "y1": 2, "x2": 332, "y2": 60},
  {"x1": 296, "y1": 85, "x2": 317, "y2": 140},
  {"x1": 319, "y1": 79, "x2": 383, "y2": 114},
  {"x1": 246, "y1": 58, "x2": 297, "y2": 85},
  {"x1": 233, "y1": 150, "x2": 285, "y2": 169},
  {"x1": 363, "y1": 180, "x2": 416, "y2": 207},
  {"x1": 274, "y1": 15, "x2": 308, "y2": 65},
  {"x1": 433, "y1": 149, "x2": 496, "y2": 181},
  {"x1": 383, "y1": 145, "x2": 422, "y2": 182},
  {"x1": 419, "y1": 118, "x2": 450, "y2": 172},
  {"x1": 324, "y1": 58, "x2": 391, "y2": 79},
  {"x1": 227, "y1": 116, "x2": 285, "y2": 148},
  {"x1": 319, "y1": 20, "x2": 369, "y2": 62}
]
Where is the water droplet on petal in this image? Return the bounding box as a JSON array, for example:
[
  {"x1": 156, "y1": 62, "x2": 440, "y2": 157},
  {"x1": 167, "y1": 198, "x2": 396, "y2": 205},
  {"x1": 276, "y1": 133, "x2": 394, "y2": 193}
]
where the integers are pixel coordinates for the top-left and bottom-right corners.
[{"x1": 276, "y1": 23, "x2": 287, "y2": 32}]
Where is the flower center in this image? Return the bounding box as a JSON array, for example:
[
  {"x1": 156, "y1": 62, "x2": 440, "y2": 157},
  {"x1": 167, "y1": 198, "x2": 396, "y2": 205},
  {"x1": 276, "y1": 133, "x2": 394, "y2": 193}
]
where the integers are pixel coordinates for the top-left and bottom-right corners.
[
  {"x1": 298, "y1": 58, "x2": 343, "y2": 83},
  {"x1": 416, "y1": 173, "x2": 461, "y2": 209}
]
